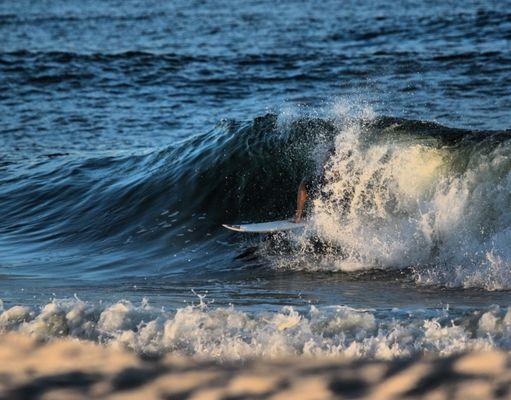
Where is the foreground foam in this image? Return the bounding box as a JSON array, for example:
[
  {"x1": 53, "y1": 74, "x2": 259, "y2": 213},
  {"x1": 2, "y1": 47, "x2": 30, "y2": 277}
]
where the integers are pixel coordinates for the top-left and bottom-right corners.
[{"x1": 1, "y1": 298, "x2": 510, "y2": 361}]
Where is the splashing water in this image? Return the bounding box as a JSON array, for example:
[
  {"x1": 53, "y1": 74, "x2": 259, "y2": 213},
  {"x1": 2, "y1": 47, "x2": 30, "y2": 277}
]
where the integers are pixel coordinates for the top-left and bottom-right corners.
[{"x1": 271, "y1": 106, "x2": 511, "y2": 290}]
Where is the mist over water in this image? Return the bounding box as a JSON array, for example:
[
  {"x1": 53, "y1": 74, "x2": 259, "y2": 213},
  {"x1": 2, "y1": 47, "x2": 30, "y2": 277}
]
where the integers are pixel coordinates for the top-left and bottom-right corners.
[{"x1": 1, "y1": 0, "x2": 511, "y2": 359}]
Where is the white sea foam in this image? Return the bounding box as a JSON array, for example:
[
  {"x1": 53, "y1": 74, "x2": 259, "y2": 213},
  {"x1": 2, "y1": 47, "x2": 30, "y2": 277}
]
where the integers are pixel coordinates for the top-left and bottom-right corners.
[
  {"x1": 277, "y1": 104, "x2": 511, "y2": 290},
  {"x1": 1, "y1": 298, "x2": 511, "y2": 361}
]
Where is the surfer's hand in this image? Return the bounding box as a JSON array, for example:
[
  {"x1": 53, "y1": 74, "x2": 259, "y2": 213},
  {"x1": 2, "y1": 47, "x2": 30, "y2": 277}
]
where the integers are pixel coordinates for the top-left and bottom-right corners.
[{"x1": 294, "y1": 213, "x2": 302, "y2": 224}]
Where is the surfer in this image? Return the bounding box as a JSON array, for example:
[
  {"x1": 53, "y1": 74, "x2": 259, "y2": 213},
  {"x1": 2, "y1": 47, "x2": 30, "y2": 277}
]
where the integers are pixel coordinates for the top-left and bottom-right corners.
[
  {"x1": 294, "y1": 152, "x2": 331, "y2": 223},
  {"x1": 294, "y1": 147, "x2": 350, "y2": 223},
  {"x1": 294, "y1": 178, "x2": 310, "y2": 223},
  {"x1": 295, "y1": 173, "x2": 325, "y2": 223}
]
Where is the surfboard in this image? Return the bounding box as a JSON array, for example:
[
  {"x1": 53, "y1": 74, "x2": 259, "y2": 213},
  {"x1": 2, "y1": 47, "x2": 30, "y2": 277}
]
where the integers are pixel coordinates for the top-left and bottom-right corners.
[{"x1": 222, "y1": 220, "x2": 306, "y2": 233}]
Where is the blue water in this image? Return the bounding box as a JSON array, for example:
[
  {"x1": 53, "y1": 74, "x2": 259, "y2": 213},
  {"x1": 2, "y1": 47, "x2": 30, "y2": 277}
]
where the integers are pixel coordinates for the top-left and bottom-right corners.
[{"x1": 1, "y1": 0, "x2": 511, "y2": 359}]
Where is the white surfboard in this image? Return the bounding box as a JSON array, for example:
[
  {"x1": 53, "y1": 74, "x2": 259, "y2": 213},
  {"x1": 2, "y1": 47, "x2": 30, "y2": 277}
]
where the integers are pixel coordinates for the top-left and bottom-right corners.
[{"x1": 222, "y1": 220, "x2": 306, "y2": 233}]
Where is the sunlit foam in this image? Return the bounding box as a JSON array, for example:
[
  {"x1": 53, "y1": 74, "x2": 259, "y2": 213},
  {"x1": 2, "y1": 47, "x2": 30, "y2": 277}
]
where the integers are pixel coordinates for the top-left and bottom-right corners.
[
  {"x1": 272, "y1": 107, "x2": 511, "y2": 290},
  {"x1": 1, "y1": 298, "x2": 511, "y2": 360}
]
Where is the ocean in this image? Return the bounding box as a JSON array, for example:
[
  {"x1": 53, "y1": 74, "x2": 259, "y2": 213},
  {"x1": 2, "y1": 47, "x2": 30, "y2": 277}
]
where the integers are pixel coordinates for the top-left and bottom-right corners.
[{"x1": 1, "y1": 0, "x2": 511, "y2": 360}]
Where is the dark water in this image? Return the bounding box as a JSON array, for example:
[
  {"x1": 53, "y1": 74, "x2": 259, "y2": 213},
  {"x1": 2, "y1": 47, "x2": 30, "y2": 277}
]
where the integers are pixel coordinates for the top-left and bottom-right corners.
[{"x1": 1, "y1": 0, "x2": 511, "y2": 359}]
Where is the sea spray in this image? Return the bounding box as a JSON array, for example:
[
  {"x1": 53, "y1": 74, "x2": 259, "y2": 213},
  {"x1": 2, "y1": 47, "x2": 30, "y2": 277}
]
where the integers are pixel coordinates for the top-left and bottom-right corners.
[{"x1": 263, "y1": 107, "x2": 511, "y2": 290}]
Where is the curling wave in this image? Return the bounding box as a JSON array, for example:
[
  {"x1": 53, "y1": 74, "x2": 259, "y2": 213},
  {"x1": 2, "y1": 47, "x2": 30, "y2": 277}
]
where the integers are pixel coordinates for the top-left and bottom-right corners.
[{"x1": 2, "y1": 110, "x2": 511, "y2": 289}]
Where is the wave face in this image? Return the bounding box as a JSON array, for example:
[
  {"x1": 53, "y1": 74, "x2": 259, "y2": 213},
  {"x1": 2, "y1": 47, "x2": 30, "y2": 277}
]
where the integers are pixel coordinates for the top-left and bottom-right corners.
[{"x1": 0, "y1": 114, "x2": 326, "y2": 260}]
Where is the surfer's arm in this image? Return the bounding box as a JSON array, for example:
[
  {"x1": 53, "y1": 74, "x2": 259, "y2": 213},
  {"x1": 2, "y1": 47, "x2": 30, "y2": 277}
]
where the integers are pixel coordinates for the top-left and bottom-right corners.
[{"x1": 295, "y1": 179, "x2": 308, "y2": 223}]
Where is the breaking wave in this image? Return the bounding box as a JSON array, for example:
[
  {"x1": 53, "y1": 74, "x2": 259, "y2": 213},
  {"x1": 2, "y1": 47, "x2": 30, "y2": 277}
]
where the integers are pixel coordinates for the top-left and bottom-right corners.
[{"x1": 2, "y1": 104, "x2": 511, "y2": 289}]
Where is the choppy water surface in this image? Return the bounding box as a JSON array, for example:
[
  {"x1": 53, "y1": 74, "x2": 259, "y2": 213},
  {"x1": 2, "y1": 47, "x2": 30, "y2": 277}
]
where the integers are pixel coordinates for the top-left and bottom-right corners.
[{"x1": 1, "y1": 0, "x2": 511, "y2": 359}]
